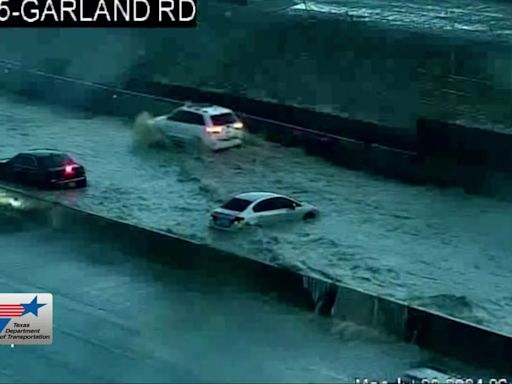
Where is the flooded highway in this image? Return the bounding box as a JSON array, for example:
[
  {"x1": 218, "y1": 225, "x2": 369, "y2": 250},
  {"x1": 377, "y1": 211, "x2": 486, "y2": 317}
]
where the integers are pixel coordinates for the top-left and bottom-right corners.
[
  {"x1": 0, "y1": 96, "x2": 511, "y2": 338},
  {"x1": 0, "y1": 1, "x2": 510, "y2": 380},
  {"x1": 0, "y1": 190, "x2": 431, "y2": 383}
]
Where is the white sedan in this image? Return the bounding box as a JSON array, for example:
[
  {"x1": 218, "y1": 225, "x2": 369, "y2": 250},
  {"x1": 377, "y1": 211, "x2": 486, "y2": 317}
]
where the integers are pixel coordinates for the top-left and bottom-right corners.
[{"x1": 209, "y1": 192, "x2": 319, "y2": 230}]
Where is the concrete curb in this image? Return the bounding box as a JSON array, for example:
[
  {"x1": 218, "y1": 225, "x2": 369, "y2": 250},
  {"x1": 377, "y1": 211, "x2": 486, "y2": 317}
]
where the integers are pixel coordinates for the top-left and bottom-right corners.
[{"x1": 1, "y1": 184, "x2": 511, "y2": 374}]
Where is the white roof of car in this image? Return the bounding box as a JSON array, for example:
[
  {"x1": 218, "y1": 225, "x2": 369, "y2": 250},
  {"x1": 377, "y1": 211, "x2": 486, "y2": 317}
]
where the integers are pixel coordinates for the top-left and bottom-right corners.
[
  {"x1": 181, "y1": 103, "x2": 234, "y2": 116},
  {"x1": 234, "y1": 192, "x2": 285, "y2": 202}
]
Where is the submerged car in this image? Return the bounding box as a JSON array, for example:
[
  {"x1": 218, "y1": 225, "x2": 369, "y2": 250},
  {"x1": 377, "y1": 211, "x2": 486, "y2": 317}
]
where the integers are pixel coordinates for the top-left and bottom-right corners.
[
  {"x1": 148, "y1": 103, "x2": 245, "y2": 151},
  {"x1": 209, "y1": 192, "x2": 319, "y2": 230},
  {"x1": 0, "y1": 149, "x2": 87, "y2": 189}
]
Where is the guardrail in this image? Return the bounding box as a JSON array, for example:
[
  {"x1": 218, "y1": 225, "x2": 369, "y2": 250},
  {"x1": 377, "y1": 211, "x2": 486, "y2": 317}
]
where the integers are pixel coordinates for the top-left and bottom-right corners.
[
  {"x1": 1, "y1": 184, "x2": 511, "y2": 375},
  {"x1": 0, "y1": 58, "x2": 511, "y2": 198}
]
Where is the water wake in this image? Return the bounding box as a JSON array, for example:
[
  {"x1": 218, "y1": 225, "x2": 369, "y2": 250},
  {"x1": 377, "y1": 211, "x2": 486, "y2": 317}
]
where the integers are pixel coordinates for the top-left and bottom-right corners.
[{"x1": 132, "y1": 111, "x2": 169, "y2": 150}]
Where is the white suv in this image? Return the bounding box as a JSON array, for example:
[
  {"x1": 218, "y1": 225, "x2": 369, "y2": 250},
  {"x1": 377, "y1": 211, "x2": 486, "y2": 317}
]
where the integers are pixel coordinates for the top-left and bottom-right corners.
[{"x1": 148, "y1": 103, "x2": 245, "y2": 151}]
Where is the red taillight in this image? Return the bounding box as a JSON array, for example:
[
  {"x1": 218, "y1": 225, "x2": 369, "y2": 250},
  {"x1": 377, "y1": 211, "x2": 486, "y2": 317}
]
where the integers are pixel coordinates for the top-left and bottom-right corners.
[
  {"x1": 64, "y1": 164, "x2": 76, "y2": 175},
  {"x1": 206, "y1": 125, "x2": 224, "y2": 134}
]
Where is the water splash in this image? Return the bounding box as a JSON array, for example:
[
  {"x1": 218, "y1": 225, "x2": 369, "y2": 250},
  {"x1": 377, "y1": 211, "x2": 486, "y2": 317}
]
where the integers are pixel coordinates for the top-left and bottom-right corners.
[{"x1": 132, "y1": 111, "x2": 169, "y2": 150}]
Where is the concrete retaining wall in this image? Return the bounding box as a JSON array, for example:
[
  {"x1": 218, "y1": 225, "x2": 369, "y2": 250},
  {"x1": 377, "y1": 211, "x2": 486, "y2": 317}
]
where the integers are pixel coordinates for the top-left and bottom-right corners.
[
  {"x1": 2, "y1": 184, "x2": 511, "y2": 374},
  {"x1": 417, "y1": 118, "x2": 512, "y2": 172}
]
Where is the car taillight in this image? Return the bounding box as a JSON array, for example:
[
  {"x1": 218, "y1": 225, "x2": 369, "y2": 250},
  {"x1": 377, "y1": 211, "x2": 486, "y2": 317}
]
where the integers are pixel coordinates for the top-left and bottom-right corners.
[
  {"x1": 64, "y1": 163, "x2": 78, "y2": 176},
  {"x1": 206, "y1": 125, "x2": 224, "y2": 134}
]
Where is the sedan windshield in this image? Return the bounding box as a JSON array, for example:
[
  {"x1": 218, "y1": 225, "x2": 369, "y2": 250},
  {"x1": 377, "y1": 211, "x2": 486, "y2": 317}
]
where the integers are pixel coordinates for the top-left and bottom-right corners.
[{"x1": 221, "y1": 198, "x2": 252, "y2": 212}]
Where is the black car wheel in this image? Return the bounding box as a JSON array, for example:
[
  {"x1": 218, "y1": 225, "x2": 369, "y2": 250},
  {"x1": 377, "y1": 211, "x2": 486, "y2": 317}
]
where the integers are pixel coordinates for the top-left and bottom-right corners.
[{"x1": 303, "y1": 211, "x2": 317, "y2": 220}]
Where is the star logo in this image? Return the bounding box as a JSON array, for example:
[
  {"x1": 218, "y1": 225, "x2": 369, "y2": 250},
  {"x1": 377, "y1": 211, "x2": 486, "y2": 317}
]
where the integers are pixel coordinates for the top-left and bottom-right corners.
[
  {"x1": 21, "y1": 296, "x2": 46, "y2": 317},
  {"x1": 0, "y1": 296, "x2": 47, "y2": 333}
]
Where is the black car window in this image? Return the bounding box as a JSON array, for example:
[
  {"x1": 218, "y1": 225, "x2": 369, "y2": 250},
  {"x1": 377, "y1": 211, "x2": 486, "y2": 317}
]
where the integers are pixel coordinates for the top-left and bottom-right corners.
[
  {"x1": 253, "y1": 198, "x2": 281, "y2": 212},
  {"x1": 167, "y1": 110, "x2": 187, "y2": 122},
  {"x1": 11, "y1": 155, "x2": 36, "y2": 167},
  {"x1": 273, "y1": 197, "x2": 296, "y2": 210},
  {"x1": 184, "y1": 111, "x2": 205, "y2": 125},
  {"x1": 253, "y1": 197, "x2": 299, "y2": 212},
  {"x1": 39, "y1": 154, "x2": 73, "y2": 168},
  {"x1": 168, "y1": 111, "x2": 205, "y2": 126},
  {"x1": 221, "y1": 198, "x2": 252, "y2": 212},
  {"x1": 252, "y1": 200, "x2": 268, "y2": 212}
]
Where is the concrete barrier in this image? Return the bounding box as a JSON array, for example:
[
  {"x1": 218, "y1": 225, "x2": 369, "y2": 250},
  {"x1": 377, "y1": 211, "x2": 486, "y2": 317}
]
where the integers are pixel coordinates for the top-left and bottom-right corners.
[
  {"x1": 416, "y1": 118, "x2": 512, "y2": 172},
  {"x1": 322, "y1": 137, "x2": 371, "y2": 170},
  {"x1": 2, "y1": 184, "x2": 511, "y2": 375},
  {"x1": 367, "y1": 144, "x2": 420, "y2": 183},
  {"x1": 301, "y1": 135, "x2": 339, "y2": 157},
  {"x1": 405, "y1": 306, "x2": 512, "y2": 371},
  {"x1": 331, "y1": 285, "x2": 408, "y2": 340},
  {"x1": 414, "y1": 156, "x2": 489, "y2": 194}
]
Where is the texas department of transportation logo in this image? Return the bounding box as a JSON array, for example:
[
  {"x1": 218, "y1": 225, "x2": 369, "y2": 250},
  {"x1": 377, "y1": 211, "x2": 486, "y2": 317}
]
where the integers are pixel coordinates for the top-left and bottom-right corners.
[{"x1": 0, "y1": 294, "x2": 52, "y2": 345}]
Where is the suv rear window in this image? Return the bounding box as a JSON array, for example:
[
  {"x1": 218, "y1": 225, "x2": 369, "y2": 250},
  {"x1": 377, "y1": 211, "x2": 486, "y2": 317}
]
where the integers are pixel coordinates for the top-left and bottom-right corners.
[
  {"x1": 210, "y1": 113, "x2": 238, "y2": 126},
  {"x1": 221, "y1": 198, "x2": 252, "y2": 212}
]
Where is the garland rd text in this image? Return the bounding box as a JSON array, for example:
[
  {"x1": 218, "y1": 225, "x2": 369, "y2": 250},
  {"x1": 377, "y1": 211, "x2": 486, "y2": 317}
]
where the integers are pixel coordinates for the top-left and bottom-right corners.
[{"x1": 0, "y1": 0, "x2": 196, "y2": 25}]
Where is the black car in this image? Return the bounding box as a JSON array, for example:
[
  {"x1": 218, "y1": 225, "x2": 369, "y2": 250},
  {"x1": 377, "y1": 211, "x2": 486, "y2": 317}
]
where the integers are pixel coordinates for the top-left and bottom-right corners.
[{"x1": 0, "y1": 150, "x2": 87, "y2": 189}]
